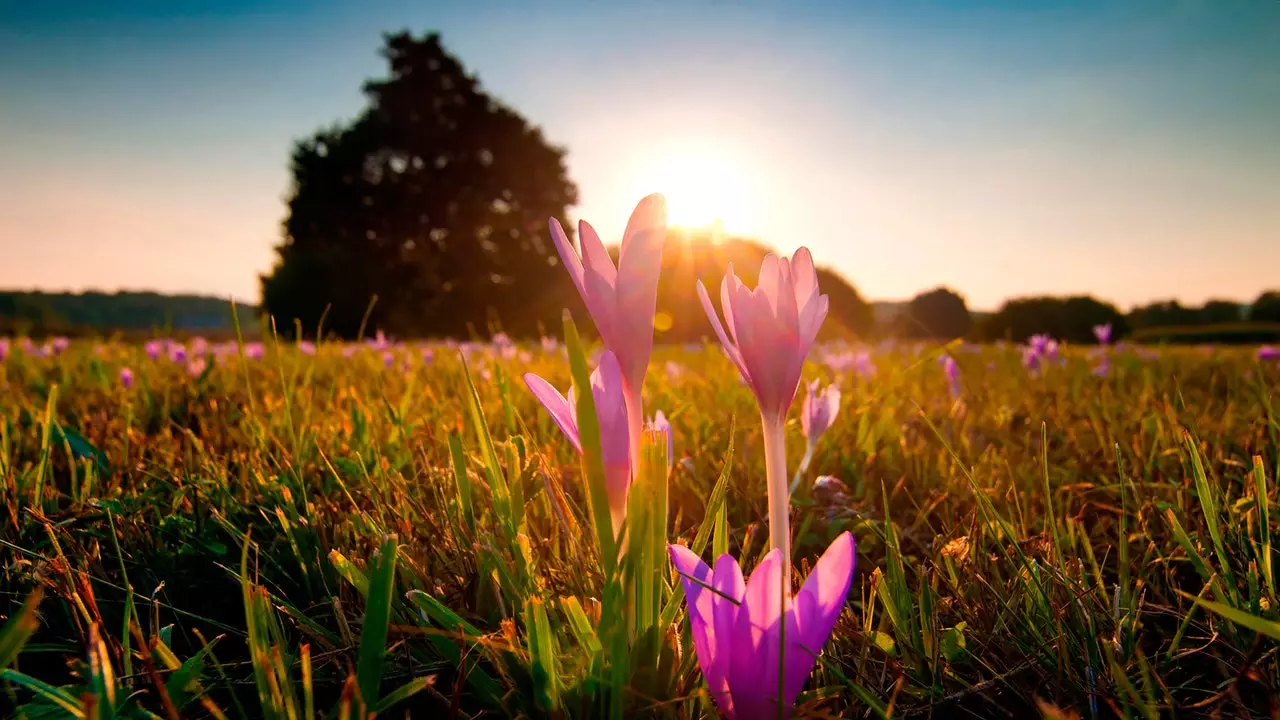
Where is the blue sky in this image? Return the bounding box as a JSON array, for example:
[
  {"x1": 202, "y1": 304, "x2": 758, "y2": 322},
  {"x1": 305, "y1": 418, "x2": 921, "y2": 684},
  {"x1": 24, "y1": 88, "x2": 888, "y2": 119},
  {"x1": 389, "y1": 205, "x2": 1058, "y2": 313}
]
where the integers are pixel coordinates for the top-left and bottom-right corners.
[{"x1": 1, "y1": 0, "x2": 1277, "y2": 309}]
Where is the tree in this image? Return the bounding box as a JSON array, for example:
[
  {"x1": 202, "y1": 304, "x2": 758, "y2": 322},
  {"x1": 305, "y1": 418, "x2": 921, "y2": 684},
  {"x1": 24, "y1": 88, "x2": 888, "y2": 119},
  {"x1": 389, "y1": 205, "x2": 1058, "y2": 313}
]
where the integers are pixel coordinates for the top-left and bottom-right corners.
[
  {"x1": 1127, "y1": 300, "x2": 1198, "y2": 329},
  {"x1": 899, "y1": 287, "x2": 970, "y2": 340},
  {"x1": 1197, "y1": 299, "x2": 1244, "y2": 325},
  {"x1": 979, "y1": 295, "x2": 1126, "y2": 343},
  {"x1": 261, "y1": 31, "x2": 579, "y2": 339},
  {"x1": 1250, "y1": 291, "x2": 1280, "y2": 323}
]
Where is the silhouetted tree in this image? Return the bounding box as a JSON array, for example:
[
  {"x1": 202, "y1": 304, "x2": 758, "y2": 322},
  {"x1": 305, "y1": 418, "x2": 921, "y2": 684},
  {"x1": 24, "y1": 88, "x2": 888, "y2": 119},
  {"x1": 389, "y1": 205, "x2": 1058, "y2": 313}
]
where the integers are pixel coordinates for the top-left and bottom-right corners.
[
  {"x1": 899, "y1": 287, "x2": 970, "y2": 340},
  {"x1": 261, "y1": 31, "x2": 578, "y2": 339},
  {"x1": 1197, "y1": 299, "x2": 1244, "y2": 325},
  {"x1": 979, "y1": 295, "x2": 1126, "y2": 343},
  {"x1": 1250, "y1": 291, "x2": 1280, "y2": 323},
  {"x1": 1127, "y1": 300, "x2": 1199, "y2": 329}
]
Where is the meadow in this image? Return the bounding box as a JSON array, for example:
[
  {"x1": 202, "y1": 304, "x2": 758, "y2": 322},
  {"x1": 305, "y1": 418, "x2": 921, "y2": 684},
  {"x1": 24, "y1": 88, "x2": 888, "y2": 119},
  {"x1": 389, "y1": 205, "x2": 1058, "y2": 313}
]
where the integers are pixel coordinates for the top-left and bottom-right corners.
[{"x1": 1, "y1": 332, "x2": 1278, "y2": 718}]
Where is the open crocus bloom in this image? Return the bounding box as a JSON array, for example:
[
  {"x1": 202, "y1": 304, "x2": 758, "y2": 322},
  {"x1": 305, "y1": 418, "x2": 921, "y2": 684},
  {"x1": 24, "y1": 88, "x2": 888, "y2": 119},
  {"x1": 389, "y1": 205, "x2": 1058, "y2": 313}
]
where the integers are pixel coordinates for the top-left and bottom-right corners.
[
  {"x1": 698, "y1": 248, "x2": 829, "y2": 423},
  {"x1": 548, "y1": 195, "x2": 666, "y2": 403},
  {"x1": 800, "y1": 380, "x2": 840, "y2": 446},
  {"x1": 668, "y1": 532, "x2": 855, "y2": 719},
  {"x1": 524, "y1": 350, "x2": 631, "y2": 530}
]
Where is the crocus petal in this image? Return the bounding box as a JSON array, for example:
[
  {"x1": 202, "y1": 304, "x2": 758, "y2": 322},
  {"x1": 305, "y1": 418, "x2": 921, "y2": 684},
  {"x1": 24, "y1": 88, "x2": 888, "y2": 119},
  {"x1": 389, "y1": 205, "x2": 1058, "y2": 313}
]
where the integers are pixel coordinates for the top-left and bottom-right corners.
[
  {"x1": 698, "y1": 279, "x2": 751, "y2": 382},
  {"x1": 790, "y1": 532, "x2": 856, "y2": 694},
  {"x1": 730, "y1": 549, "x2": 788, "y2": 719},
  {"x1": 524, "y1": 373, "x2": 582, "y2": 452},
  {"x1": 668, "y1": 546, "x2": 723, "y2": 706},
  {"x1": 710, "y1": 553, "x2": 746, "y2": 716},
  {"x1": 790, "y1": 248, "x2": 817, "y2": 309},
  {"x1": 614, "y1": 195, "x2": 667, "y2": 387}
]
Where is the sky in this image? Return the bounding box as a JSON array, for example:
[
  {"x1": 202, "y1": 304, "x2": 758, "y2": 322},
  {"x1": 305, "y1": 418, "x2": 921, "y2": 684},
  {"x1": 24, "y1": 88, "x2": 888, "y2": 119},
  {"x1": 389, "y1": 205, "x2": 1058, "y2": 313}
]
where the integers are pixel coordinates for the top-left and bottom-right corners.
[{"x1": 1, "y1": 0, "x2": 1278, "y2": 310}]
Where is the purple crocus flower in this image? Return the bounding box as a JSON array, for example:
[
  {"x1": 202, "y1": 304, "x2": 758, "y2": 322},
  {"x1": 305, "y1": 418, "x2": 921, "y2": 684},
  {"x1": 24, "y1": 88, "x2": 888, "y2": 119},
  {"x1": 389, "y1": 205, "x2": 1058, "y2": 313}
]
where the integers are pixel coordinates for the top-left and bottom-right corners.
[
  {"x1": 51, "y1": 337, "x2": 70, "y2": 355},
  {"x1": 800, "y1": 379, "x2": 841, "y2": 448},
  {"x1": 298, "y1": 341, "x2": 316, "y2": 355},
  {"x1": 668, "y1": 532, "x2": 856, "y2": 719},
  {"x1": 1021, "y1": 346, "x2": 1042, "y2": 375},
  {"x1": 169, "y1": 344, "x2": 187, "y2": 363},
  {"x1": 382, "y1": 350, "x2": 395, "y2": 368},
  {"x1": 525, "y1": 350, "x2": 632, "y2": 532},
  {"x1": 1260, "y1": 346, "x2": 1280, "y2": 362},
  {"x1": 145, "y1": 340, "x2": 163, "y2": 360},
  {"x1": 0, "y1": 338, "x2": 8, "y2": 361},
  {"x1": 190, "y1": 336, "x2": 209, "y2": 356},
  {"x1": 244, "y1": 343, "x2": 265, "y2": 360},
  {"x1": 368, "y1": 330, "x2": 389, "y2": 351},
  {"x1": 1093, "y1": 323, "x2": 1112, "y2": 345},
  {"x1": 422, "y1": 347, "x2": 435, "y2": 363},
  {"x1": 119, "y1": 367, "x2": 134, "y2": 389},
  {"x1": 187, "y1": 358, "x2": 207, "y2": 377},
  {"x1": 940, "y1": 354, "x2": 961, "y2": 398}
]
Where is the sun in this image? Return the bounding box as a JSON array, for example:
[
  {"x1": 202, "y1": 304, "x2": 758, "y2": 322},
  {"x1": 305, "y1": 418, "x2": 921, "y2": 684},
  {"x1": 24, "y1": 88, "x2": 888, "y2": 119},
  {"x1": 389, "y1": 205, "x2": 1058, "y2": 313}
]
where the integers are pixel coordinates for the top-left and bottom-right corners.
[{"x1": 632, "y1": 148, "x2": 756, "y2": 236}]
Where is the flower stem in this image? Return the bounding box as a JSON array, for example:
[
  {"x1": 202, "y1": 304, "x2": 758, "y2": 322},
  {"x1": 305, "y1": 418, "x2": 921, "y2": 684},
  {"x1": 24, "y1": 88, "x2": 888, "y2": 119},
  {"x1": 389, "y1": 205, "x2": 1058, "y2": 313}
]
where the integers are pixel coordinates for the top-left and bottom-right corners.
[
  {"x1": 761, "y1": 413, "x2": 791, "y2": 591},
  {"x1": 623, "y1": 382, "x2": 644, "y2": 481}
]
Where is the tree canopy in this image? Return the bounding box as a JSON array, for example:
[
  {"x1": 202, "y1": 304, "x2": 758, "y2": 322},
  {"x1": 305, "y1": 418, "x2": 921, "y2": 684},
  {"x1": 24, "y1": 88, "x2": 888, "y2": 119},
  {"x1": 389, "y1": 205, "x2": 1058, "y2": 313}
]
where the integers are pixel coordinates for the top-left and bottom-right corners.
[
  {"x1": 979, "y1": 295, "x2": 1126, "y2": 344},
  {"x1": 898, "y1": 287, "x2": 971, "y2": 340},
  {"x1": 260, "y1": 31, "x2": 579, "y2": 339}
]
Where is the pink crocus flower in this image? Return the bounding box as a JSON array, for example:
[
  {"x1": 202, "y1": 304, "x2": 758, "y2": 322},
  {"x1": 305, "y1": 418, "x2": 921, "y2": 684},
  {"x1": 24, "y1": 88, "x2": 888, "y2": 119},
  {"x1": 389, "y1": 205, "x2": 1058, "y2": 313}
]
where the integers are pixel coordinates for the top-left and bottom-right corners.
[
  {"x1": 187, "y1": 358, "x2": 207, "y2": 377},
  {"x1": 549, "y1": 194, "x2": 667, "y2": 470},
  {"x1": 0, "y1": 338, "x2": 9, "y2": 361},
  {"x1": 698, "y1": 248, "x2": 829, "y2": 424},
  {"x1": 119, "y1": 367, "x2": 134, "y2": 389},
  {"x1": 524, "y1": 350, "x2": 631, "y2": 531},
  {"x1": 244, "y1": 343, "x2": 265, "y2": 360},
  {"x1": 299, "y1": 341, "x2": 317, "y2": 355},
  {"x1": 940, "y1": 354, "x2": 961, "y2": 398},
  {"x1": 699, "y1": 247, "x2": 829, "y2": 573},
  {"x1": 1259, "y1": 346, "x2": 1279, "y2": 362},
  {"x1": 668, "y1": 532, "x2": 856, "y2": 719},
  {"x1": 145, "y1": 340, "x2": 163, "y2": 360},
  {"x1": 800, "y1": 380, "x2": 840, "y2": 448},
  {"x1": 1093, "y1": 323, "x2": 1112, "y2": 345}
]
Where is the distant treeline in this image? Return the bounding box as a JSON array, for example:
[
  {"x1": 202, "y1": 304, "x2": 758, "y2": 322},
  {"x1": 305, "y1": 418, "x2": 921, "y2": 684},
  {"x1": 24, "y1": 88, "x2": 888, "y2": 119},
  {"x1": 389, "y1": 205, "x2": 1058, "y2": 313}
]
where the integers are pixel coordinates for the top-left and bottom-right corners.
[
  {"x1": 0, "y1": 291, "x2": 258, "y2": 337},
  {"x1": 885, "y1": 288, "x2": 1280, "y2": 345}
]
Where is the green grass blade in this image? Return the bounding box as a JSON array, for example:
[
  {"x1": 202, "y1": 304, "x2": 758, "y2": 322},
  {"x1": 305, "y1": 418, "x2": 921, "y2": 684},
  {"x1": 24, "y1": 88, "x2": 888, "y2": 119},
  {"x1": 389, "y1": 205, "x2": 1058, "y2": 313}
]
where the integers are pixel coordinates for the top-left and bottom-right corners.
[{"x1": 356, "y1": 535, "x2": 399, "y2": 710}]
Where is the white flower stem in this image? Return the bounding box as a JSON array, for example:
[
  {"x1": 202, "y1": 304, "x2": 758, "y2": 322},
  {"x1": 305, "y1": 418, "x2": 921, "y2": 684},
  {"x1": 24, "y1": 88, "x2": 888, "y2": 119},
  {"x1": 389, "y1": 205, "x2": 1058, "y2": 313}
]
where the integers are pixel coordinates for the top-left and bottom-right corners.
[
  {"x1": 761, "y1": 413, "x2": 792, "y2": 592},
  {"x1": 623, "y1": 382, "x2": 644, "y2": 481},
  {"x1": 788, "y1": 442, "x2": 815, "y2": 498}
]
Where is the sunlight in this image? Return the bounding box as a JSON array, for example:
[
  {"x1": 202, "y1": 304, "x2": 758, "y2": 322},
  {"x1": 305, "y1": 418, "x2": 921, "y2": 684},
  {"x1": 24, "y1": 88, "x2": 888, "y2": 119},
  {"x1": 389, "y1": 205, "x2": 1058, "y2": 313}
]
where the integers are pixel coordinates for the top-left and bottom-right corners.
[{"x1": 632, "y1": 147, "x2": 756, "y2": 237}]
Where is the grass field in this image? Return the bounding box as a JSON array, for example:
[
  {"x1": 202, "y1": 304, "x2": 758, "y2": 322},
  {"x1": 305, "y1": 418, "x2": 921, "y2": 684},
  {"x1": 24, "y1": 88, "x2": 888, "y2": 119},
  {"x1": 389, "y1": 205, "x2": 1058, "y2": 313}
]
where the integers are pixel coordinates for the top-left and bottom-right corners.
[{"x1": 1, "y1": 334, "x2": 1279, "y2": 718}]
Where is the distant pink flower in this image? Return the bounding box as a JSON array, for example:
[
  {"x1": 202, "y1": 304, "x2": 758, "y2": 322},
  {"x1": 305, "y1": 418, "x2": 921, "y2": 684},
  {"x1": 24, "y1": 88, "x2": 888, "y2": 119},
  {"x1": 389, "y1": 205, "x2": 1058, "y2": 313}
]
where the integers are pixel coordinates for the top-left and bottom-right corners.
[
  {"x1": 422, "y1": 347, "x2": 434, "y2": 363},
  {"x1": 299, "y1": 341, "x2": 316, "y2": 355},
  {"x1": 550, "y1": 194, "x2": 667, "y2": 461},
  {"x1": 169, "y1": 344, "x2": 187, "y2": 363},
  {"x1": 51, "y1": 337, "x2": 70, "y2": 355},
  {"x1": 190, "y1": 336, "x2": 209, "y2": 356},
  {"x1": 145, "y1": 340, "x2": 163, "y2": 360},
  {"x1": 525, "y1": 350, "x2": 631, "y2": 531},
  {"x1": 1260, "y1": 346, "x2": 1280, "y2": 362},
  {"x1": 540, "y1": 336, "x2": 560, "y2": 354},
  {"x1": 368, "y1": 330, "x2": 389, "y2": 350},
  {"x1": 668, "y1": 532, "x2": 856, "y2": 719},
  {"x1": 800, "y1": 379, "x2": 840, "y2": 447},
  {"x1": 187, "y1": 358, "x2": 207, "y2": 377},
  {"x1": 383, "y1": 350, "x2": 395, "y2": 368},
  {"x1": 0, "y1": 338, "x2": 8, "y2": 361},
  {"x1": 1093, "y1": 323, "x2": 1112, "y2": 345},
  {"x1": 119, "y1": 367, "x2": 134, "y2": 389},
  {"x1": 699, "y1": 248, "x2": 829, "y2": 423},
  {"x1": 940, "y1": 354, "x2": 961, "y2": 398},
  {"x1": 244, "y1": 343, "x2": 265, "y2": 360}
]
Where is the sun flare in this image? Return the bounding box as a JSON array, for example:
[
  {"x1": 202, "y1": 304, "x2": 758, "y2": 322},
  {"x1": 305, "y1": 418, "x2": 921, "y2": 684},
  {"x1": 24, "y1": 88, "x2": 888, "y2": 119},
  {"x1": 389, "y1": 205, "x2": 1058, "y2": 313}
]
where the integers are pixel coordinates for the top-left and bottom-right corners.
[{"x1": 633, "y1": 148, "x2": 756, "y2": 237}]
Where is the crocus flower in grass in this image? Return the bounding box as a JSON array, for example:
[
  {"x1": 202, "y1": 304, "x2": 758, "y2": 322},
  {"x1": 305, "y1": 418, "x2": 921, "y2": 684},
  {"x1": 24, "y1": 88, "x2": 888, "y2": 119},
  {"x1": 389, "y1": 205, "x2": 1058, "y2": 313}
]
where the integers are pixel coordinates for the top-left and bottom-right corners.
[
  {"x1": 549, "y1": 194, "x2": 667, "y2": 470},
  {"x1": 299, "y1": 341, "x2": 316, "y2": 355},
  {"x1": 700, "y1": 248, "x2": 828, "y2": 574},
  {"x1": 525, "y1": 350, "x2": 631, "y2": 531},
  {"x1": 119, "y1": 367, "x2": 134, "y2": 389},
  {"x1": 668, "y1": 532, "x2": 856, "y2": 719},
  {"x1": 0, "y1": 338, "x2": 8, "y2": 361},
  {"x1": 1093, "y1": 323, "x2": 1112, "y2": 345},
  {"x1": 800, "y1": 380, "x2": 840, "y2": 446},
  {"x1": 187, "y1": 358, "x2": 207, "y2": 378},
  {"x1": 244, "y1": 342, "x2": 265, "y2": 360},
  {"x1": 1260, "y1": 346, "x2": 1280, "y2": 362},
  {"x1": 51, "y1": 336, "x2": 70, "y2": 355},
  {"x1": 145, "y1": 340, "x2": 162, "y2": 360},
  {"x1": 940, "y1": 354, "x2": 961, "y2": 398}
]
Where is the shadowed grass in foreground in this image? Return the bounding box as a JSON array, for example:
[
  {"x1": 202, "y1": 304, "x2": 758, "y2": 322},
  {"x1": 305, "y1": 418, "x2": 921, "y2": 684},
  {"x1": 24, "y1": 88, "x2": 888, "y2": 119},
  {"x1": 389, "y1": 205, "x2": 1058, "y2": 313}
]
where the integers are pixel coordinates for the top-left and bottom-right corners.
[{"x1": 1, "y1": 337, "x2": 1278, "y2": 717}]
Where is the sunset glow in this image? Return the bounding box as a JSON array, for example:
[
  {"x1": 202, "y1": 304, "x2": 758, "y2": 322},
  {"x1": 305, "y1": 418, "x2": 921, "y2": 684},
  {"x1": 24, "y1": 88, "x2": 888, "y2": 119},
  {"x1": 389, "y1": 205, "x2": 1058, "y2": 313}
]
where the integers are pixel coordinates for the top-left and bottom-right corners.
[{"x1": 632, "y1": 148, "x2": 757, "y2": 236}]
